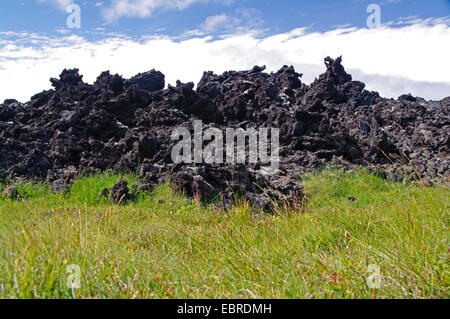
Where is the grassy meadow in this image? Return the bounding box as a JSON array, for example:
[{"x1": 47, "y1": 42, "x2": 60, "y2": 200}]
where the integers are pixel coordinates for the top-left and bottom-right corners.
[{"x1": 0, "y1": 169, "x2": 448, "y2": 299}]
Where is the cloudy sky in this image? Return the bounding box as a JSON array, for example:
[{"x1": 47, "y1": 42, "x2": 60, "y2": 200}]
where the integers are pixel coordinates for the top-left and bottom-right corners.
[{"x1": 0, "y1": 0, "x2": 449, "y2": 102}]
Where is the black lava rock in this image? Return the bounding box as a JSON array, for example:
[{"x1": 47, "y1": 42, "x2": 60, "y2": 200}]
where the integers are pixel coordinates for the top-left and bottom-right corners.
[{"x1": 0, "y1": 57, "x2": 448, "y2": 211}]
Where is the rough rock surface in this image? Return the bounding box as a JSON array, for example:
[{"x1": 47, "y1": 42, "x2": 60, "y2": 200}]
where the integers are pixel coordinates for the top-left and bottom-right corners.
[
  {"x1": 0, "y1": 57, "x2": 448, "y2": 210},
  {"x1": 2, "y1": 186, "x2": 19, "y2": 200},
  {"x1": 107, "y1": 180, "x2": 135, "y2": 204}
]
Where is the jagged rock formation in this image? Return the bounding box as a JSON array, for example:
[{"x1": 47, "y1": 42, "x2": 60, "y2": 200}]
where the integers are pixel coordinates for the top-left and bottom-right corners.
[{"x1": 0, "y1": 57, "x2": 448, "y2": 210}]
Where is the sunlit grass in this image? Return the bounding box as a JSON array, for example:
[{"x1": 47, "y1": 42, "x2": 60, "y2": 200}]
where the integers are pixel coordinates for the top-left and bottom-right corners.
[{"x1": 0, "y1": 169, "x2": 448, "y2": 299}]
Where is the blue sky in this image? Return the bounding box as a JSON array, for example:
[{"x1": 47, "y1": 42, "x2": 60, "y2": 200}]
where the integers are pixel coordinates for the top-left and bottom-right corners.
[
  {"x1": 0, "y1": 1, "x2": 449, "y2": 102},
  {"x1": 1, "y1": 0, "x2": 449, "y2": 38}
]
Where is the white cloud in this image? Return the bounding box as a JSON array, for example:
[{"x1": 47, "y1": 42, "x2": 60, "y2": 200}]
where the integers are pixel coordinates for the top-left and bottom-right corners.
[
  {"x1": 102, "y1": 0, "x2": 234, "y2": 22},
  {"x1": 37, "y1": 0, "x2": 74, "y2": 10},
  {"x1": 1, "y1": 20, "x2": 449, "y2": 103},
  {"x1": 200, "y1": 8, "x2": 264, "y2": 34},
  {"x1": 187, "y1": 8, "x2": 265, "y2": 37},
  {"x1": 202, "y1": 14, "x2": 232, "y2": 32},
  {"x1": 36, "y1": 0, "x2": 234, "y2": 22}
]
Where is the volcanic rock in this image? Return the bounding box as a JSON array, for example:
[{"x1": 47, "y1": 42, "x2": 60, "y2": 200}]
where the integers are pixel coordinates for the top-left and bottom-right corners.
[
  {"x1": 109, "y1": 180, "x2": 134, "y2": 204},
  {"x1": 0, "y1": 56, "x2": 448, "y2": 211},
  {"x1": 125, "y1": 69, "x2": 165, "y2": 92},
  {"x1": 2, "y1": 186, "x2": 19, "y2": 200}
]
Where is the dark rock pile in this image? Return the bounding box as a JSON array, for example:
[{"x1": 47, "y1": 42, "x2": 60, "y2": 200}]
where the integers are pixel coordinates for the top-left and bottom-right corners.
[
  {"x1": 101, "y1": 179, "x2": 136, "y2": 204},
  {"x1": 0, "y1": 57, "x2": 448, "y2": 210}
]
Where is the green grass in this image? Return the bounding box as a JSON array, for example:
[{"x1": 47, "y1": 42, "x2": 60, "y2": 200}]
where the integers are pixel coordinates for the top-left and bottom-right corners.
[{"x1": 0, "y1": 169, "x2": 448, "y2": 299}]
